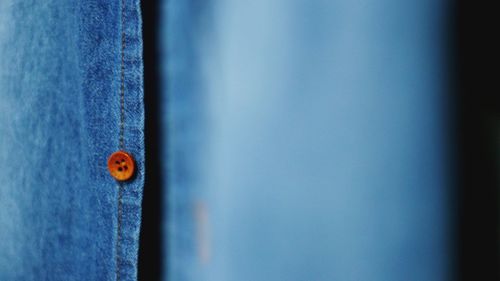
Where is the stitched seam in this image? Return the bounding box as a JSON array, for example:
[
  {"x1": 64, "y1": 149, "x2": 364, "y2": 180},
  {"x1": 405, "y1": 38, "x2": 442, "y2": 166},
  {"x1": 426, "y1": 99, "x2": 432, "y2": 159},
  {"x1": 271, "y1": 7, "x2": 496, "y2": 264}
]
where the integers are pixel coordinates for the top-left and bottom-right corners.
[
  {"x1": 116, "y1": 183, "x2": 124, "y2": 281},
  {"x1": 117, "y1": 0, "x2": 126, "y2": 280},
  {"x1": 119, "y1": 0, "x2": 126, "y2": 150}
]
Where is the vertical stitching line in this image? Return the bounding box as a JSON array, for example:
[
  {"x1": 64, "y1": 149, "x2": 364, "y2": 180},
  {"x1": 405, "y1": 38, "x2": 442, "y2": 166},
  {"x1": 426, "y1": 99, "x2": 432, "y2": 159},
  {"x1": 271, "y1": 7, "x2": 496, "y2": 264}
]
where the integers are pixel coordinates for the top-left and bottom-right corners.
[
  {"x1": 116, "y1": 183, "x2": 124, "y2": 281},
  {"x1": 117, "y1": 0, "x2": 126, "y2": 280},
  {"x1": 119, "y1": 0, "x2": 126, "y2": 151}
]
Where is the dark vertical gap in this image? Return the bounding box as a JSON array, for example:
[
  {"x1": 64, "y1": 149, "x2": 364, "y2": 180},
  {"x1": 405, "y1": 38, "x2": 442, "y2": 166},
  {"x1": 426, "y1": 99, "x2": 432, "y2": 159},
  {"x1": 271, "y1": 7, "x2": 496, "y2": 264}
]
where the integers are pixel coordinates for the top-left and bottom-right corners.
[
  {"x1": 453, "y1": 0, "x2": 499, "y2": 279},
  {"x1": 139, "y1": 0, "x2": 164, "y2": 280}
]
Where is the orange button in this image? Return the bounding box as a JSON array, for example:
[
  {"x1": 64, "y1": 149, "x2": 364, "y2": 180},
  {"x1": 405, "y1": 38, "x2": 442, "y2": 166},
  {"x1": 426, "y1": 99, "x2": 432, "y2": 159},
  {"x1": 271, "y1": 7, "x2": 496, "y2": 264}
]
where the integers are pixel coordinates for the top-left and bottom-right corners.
[{"x1": 107, "y1": 151, "x2": 135, "y2": 181}]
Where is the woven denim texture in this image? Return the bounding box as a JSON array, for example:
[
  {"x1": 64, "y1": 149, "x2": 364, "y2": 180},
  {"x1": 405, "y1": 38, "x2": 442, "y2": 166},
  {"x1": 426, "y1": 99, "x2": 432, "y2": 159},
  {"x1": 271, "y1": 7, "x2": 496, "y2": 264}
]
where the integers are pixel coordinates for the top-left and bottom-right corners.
[{"x1": 0, "y1": 0, "x2": 144, "y2": 280}]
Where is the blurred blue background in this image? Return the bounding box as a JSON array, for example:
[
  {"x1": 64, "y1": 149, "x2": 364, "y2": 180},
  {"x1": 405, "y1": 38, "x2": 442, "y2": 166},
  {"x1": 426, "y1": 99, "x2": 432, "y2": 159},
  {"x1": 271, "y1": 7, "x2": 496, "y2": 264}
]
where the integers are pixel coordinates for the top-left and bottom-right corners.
[{"x1": 159, "y1": 0, "x2": 451, "y2": 280}]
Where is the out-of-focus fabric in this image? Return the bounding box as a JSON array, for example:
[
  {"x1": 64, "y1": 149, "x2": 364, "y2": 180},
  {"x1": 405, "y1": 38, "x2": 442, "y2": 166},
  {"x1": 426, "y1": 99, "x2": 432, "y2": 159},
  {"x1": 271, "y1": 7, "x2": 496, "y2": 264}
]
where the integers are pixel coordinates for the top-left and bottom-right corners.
[
  {"x1": 163, "y1": 0, "x2": 449, "y2": 280},
  {"x1": 0, "y1": 0, "x2": 144, "y2": 280}
]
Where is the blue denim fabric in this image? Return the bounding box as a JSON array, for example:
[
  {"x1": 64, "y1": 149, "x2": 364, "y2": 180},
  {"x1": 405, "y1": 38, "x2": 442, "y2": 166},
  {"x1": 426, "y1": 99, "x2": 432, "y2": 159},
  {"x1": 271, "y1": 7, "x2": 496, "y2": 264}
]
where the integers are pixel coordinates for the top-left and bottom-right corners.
[
  {"x1": 0, "y1": 0, "x2": 144, "y2": 280},
  {"x1": 163, "y1": 0, "x2": 450, "y2": 280}
]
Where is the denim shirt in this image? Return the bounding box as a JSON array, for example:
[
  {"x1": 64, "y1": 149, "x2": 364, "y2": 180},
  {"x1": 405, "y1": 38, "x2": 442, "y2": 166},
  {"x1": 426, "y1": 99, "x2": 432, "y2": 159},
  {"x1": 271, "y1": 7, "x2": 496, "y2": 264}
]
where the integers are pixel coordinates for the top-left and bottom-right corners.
[
  {"x1": 0, "y1": 0, "x2": 144, "y2": 280},
  {"x1": 0, "y1": 0, "x2": 449, "y2": 280}
]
